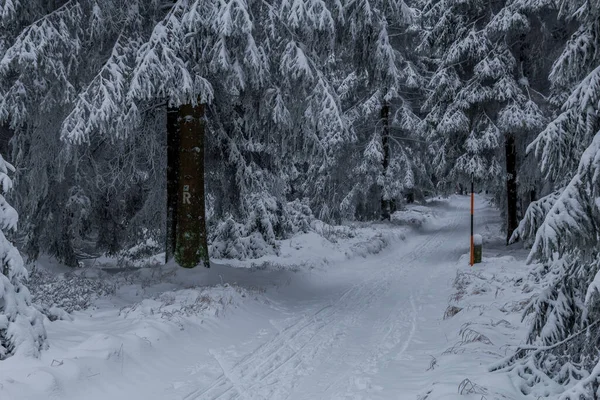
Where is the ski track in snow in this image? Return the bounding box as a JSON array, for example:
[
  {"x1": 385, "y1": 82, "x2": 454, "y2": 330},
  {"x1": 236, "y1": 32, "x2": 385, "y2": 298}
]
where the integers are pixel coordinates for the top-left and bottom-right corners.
[{"x1": 182, "y1": 211, "x2": 463, "y2": 400}]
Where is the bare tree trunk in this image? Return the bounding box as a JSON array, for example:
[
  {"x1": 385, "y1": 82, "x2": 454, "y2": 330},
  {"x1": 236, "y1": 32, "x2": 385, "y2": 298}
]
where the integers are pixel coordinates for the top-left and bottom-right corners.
[
  {"x1": 506, "y1": 134, "x2": 518, "y2": 245},
  {"x1": 165, "y1": 107, "x2": 180, "y2": 264},
  {"x1": 380, "y1": 101, "x2": 391, "y2": 220},
  {"x1": 175, "y1": 103, "x2": 210, "y2": 268}
]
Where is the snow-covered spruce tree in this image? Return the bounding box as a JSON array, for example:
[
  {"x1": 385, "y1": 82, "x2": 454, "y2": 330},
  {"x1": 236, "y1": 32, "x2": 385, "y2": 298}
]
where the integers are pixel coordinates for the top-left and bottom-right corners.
[
  {"x1": 0, "y1": 0, "x2": 162, "y2": 266},
  {"x1": 331, "y1": 0, "x2": 430, "y2": 221},
  {"x1": 495, "y1": 0, "x2": 600, "y2": 396},
  {"x1": 0, "y1": 0, "x2": 355, "y2": 264},
  {"x1": 0, "y1": 1, "x2": 79, "y2": 265},
  {"x1": 0, "y1": 154, "x2": 46, "y2": 359},
  {"x1": 486, "y1": 0, "x2": 567, "y2": 237},
  {"x1": 419, "y1": 0, "x2": 549, "y2": 241},
  {"x1": 207, "y1": 0, "x2": 350, "y2": 254},
  {"x1": 56, "y1": 0, "x2": 351, "y2": 262}
]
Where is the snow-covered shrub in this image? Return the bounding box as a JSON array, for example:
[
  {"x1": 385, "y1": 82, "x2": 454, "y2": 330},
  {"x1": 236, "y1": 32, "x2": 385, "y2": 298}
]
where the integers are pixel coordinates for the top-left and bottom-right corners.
[
  {"x1": 210, "y1": 217, "x2": 274, "y2": 260},
  {"x1": 32, "y1": 304, "x2": 72, "y2": 322},
  {"x1": 345, "y1": 230, "x2": 405, "y2": 258},
  {"x1": 210, "y1": 198, "x2": 314, "y2": 260},
  {"x1": 116, "y1": 229, "x2": 163, "y2": 268},
  {"x1": 311, "y1": 220, "x2": 355, "y2": 243},
  {"x1": 390, "y1": 208, "x2": 430, "y2": 227},
  {"x1": 118, "y1": 285, "x2": 250, "y2": 322},
  {"x1": 0, "y1": 155, "x2": 46, "y2": 359},
  {"x1": 283, "y1": 199, "x2": 313, "y2": 236}
]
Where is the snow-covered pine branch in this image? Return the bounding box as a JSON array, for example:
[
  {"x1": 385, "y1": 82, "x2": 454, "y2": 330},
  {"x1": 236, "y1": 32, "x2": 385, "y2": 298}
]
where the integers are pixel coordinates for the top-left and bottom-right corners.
[
  {"x1": 529, "y1": 130, "x2": 600, "y2": 262},
  {"x1": 529, "y1": 66, "x2": 600, "y2": 185},
  {"x1": 509, "y1": 189, "x2": 562, "y2": 246},
  {"x1": 0, "y1": 1, "x2": 82, "y2": 128},
  {"x1": 0, "y1": 154, "x2": 46, "y2": 360},
  {"x1": 501, "y1": 0, "x2": 600, "y2": 394},
  {"x1": 61, "y1": 35, "x2": 140, "y2": 143}
]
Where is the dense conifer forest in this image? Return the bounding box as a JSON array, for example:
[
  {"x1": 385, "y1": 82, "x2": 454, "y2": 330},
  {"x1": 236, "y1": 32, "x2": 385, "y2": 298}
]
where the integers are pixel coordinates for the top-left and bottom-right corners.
[{"x1": 1, "y1": 0, "x2": 599, "y2": 398}]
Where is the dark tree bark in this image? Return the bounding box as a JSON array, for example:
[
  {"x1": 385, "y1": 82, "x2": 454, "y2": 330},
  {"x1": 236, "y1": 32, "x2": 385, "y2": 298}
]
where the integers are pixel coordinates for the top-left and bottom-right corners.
[
  {"x1": 165, "y1": 106, "x2": 180, "y2": 263},
  {"x1": 174, "y1": 103, "x2": 209, "y2": 268},
  {"x1": 530, "y1": 189, "x2": 536, "y2": 203},
  {"x1": 380, "y1": 101, "x2": 391, "y2": 220},
  {"x1": 505, "y1": 134, "x2": 518, "y2": 245},
  {"x1": 0, "y1": 123, "x2": 14, "y2": 157}
]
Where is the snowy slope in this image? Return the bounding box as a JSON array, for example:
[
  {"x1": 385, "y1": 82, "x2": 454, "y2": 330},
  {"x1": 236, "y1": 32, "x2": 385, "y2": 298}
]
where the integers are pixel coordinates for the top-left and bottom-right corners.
[{"x1": 0, "y1": 196, "x2": 536, "y2": 400}]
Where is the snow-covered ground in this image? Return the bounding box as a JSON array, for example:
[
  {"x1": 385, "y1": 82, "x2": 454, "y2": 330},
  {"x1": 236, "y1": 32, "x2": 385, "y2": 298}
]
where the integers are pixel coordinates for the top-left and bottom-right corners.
[{"x1": 0, "y1": 196, "x2": 537, "y2": 400}]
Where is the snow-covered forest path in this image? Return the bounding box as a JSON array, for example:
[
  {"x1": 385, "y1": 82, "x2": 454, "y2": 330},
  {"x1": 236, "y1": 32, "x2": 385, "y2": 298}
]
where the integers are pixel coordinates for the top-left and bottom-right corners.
[
  {"x1": 2, "y1": 196, "x2": 504, "y2": 400},
  {"x1": 177, "y1": 196, "x2": 489, "y2": 400}
]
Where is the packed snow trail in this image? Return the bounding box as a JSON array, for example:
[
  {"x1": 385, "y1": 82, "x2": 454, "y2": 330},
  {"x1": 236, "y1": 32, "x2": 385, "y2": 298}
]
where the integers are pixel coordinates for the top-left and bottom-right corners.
[
  {"x1": 179, "y1": 198, "x2": 475, "y2": 400},
  {"x1": 1, "y1": 196, "x2": 499, "y2": 400}
]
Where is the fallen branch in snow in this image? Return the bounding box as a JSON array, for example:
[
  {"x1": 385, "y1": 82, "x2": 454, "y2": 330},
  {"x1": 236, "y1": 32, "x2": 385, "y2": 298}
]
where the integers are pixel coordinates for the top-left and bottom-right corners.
[
  {"x1": 442, "y1": 342, "x2": 466, "y2": 355},
  {"x1": 417, "y1": 389, "x2": 433, "y2": 400},
  {"x1": 499, "y1": 298, "x2": 531, "y2": 313},
  {"x1": 443, "y1": 305, "x2": 462, "y2": 319},
  {"x1": 458, "y1": 378, "x2": 488, "y2": 396},
  {"x1": 460, "y1": 326, "x2": 493, "y2": 345},
  {"x1": 426, "y1": 356, "x2": 437, "y2": 371}
]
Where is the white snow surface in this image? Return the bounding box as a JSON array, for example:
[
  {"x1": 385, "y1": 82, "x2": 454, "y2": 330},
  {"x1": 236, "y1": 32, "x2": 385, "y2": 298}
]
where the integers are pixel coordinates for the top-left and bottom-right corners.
[{"x1": 0, "y1": 196, "x2": 536, "y2": 400}]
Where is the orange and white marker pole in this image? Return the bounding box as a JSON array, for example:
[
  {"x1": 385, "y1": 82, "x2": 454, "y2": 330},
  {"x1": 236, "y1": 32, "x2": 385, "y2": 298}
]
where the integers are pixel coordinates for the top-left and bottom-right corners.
[{"x1": 470, "y1": 176, "x2": 474, "y2": 266}]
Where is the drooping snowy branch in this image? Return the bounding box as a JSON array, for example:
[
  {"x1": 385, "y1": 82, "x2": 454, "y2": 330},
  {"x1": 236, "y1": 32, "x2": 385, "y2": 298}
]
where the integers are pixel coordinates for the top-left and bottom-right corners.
[
  {"x1": 510, "y1": 189, "x2": 562, "y2": 246},
  {"x1": 529, "y1": 130, "x2": 600, "y2": 262},
  {"x1": 0, "y1": 154, "x2": 46, "y2": 360}
]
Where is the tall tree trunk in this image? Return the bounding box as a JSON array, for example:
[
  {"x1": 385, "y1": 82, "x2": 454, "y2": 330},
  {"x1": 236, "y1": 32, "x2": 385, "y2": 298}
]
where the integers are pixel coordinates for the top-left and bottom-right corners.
[
  {"x1": 0, "y1": 123, "x2": 14, "y2": 157},
  {"x1": 380, "y1": 101, "x2": 391, "y2": 220},
  {"x1": 165, "y1": 106, "x2": 180, "y2": 264},
  {"x1": 505, "y1": 134, "x2": 518, "y2": 245},
  {"x1": 530, "y1": 189, "x2": 536, "y2": 203},
  {"x1": 175, "y1": 103, "x2": 210, "y2": 268}
]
